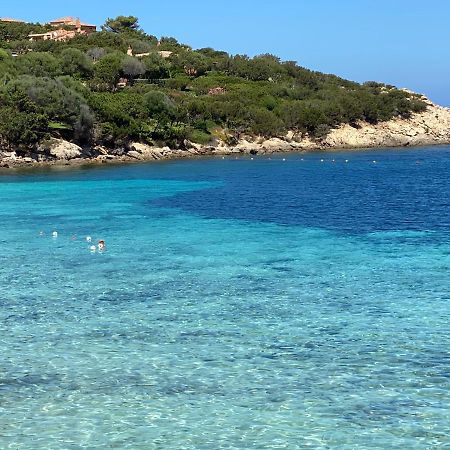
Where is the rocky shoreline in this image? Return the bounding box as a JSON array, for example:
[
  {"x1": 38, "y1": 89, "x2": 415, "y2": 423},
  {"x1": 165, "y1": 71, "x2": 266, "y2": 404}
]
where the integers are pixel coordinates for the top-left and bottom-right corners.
[{"x1": 1, "y1": 99, "x2": 450, "y2": 170}]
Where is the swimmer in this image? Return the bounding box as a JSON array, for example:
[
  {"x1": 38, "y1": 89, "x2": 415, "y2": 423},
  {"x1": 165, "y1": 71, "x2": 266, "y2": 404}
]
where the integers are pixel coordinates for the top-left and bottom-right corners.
[{"x1": 98, "y1": 240, "x2": 105, "y2": 251}]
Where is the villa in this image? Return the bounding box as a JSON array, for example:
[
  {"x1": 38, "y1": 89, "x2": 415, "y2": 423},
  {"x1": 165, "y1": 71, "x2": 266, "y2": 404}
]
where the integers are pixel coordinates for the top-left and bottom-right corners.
[
  {"x1": 28, "y1": 29, "x2": 78, "y2": 42},
  {"x1": 48, "y1": 17, "x2": 96, "y2": 34},
  {"x1": 28, "y1": 16, "x2": 96, "y2": 42}
]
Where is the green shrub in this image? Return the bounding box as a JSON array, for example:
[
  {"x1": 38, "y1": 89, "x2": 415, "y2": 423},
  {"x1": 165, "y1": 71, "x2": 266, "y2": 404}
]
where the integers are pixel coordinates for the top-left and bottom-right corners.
[{"x1": 189, "y1": 129, "x2": 212, "y2": 145}]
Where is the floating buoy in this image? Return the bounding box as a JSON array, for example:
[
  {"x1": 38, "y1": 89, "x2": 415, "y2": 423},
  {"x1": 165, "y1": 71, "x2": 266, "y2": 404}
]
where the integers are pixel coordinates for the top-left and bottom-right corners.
[
  {"x1": 90, "y1": 245, "x2": 96, "y2": 252},
  {"x1": 86, "y1": 236, "x2": 92, "y2": 242},
  {"x1": 282, "y1": 158, "x2": 286, "y2": 161},
  {"x1": 52, "y1": 231, "x2": 58, "y2": 238},
  {"x1": 345, "y1": 160, "x2": 349, "y2": 163},
  {"x1": 320, "y1": 159, "x2": 324, "y2": 162}
]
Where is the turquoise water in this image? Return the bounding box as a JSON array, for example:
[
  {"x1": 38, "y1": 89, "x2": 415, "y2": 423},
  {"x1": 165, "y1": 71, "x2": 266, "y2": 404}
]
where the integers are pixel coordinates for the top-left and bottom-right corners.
[{"x1": 0, "y1": 147, "x2": 449, "y2": 449}]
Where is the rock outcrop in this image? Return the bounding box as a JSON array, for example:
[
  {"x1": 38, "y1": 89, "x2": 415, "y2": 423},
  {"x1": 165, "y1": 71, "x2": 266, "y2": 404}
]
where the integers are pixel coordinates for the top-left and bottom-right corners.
[
  {"x1": 321, "y1": 102, "x2": 450, "y2": 149},
  {"x1": 128, "y1": 142, "x2": 176, "y2": 160},
  {"x1": 40, "y1": 139, "x2": 83, "y2": 160}
]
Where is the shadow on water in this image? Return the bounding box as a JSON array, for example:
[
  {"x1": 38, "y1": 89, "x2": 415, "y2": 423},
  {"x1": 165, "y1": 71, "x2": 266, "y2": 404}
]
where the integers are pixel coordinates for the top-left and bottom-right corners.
[{"x1": 147, "y1": 148, "x2": 450, "y2": 234}]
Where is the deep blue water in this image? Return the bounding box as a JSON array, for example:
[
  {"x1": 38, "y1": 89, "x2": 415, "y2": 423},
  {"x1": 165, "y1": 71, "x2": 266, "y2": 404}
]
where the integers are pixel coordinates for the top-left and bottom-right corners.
[{"x1": 0, "y1": 147, "x2": 449, "y2": 449}]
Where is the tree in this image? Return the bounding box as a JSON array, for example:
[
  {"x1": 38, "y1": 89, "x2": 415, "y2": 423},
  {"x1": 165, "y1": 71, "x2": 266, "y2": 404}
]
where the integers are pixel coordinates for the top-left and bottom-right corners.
[
  {"x1": 0, "y1": 106, "x2": 48, "y2": 147},
  {"x1": 82, "y1": 31, "x2": 128, "y2": 53},
  {"x1": 86, "y1": 47, "x2": 106, "y2": 62},
  {"x1": 60, "y1": 48, "x2": 93, "y2": 79},
  {"x1": 0, "y1": 76, "x2": 94, "y2": 144},
  {"x1": 121, "y1": 56, "x2": 145, "y2": 82},
  {"x1": 74, "y1": 104, "x2": 95, "y2": 143},
  {"x1": 126, "y1": 37, "x2": 155, "y2": 54},
  {"x1": 158, "y1": 37, "x2": 191, "y2": 52},
  {"x1": 248, "y1": 107, "x2": 283, "y2": 136},
  {"x1": 142, "y1": 53, "x2": 170, "y2": 80},
  {"x1": 0, "y1": 21, "x2": 49, "y2": 43},
  {"x1": 102, "y1": 16, "x2": 140, "y2": 34},
  {"x1": 16, "y1": 52, "x2": 61, "y2": 78},
  {"x1": 173, "y1": 51, "x2": 210, "y2": 77},
  {"x1": 93, "y1": 52, "x2": 124, "y2": 90},
  {"x1": 144, "y1": 91, "x2": 176, "y2": 122}
]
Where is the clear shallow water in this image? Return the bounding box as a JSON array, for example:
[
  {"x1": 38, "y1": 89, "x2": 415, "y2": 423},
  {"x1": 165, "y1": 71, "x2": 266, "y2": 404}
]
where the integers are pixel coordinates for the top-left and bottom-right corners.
[{"x1": 0, "y1": 147, "x2": 449, "y2": 449}]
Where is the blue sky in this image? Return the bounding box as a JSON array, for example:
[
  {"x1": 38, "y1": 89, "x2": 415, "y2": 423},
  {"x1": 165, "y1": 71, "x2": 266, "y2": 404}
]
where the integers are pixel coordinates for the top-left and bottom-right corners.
[{"x1": 6, "y1": 0, "x2": 450, "y2": 105}]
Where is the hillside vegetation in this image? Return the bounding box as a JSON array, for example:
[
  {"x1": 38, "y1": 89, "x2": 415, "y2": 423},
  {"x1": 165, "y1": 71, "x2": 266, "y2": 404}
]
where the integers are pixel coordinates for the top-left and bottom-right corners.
[{"x1": 0, "y1": 16, "x2": 427, "y2": 151}]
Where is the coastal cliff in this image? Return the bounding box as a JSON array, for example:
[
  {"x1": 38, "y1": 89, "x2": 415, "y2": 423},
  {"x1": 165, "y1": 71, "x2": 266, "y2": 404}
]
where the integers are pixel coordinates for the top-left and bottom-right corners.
[{"x1": 1, "y1": 97, "x2": 449, "y2": 168}]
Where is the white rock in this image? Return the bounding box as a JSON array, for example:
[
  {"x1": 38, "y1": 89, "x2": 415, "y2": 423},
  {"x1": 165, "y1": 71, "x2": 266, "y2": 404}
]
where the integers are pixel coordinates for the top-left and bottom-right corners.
[
  {"x1": 285, "y1": 130, "x2": 295, "y2": 141},
  {"x1": 129, "y1": 143, "x2": 167, "y2": 160},
  {"x1": 127, "y1": 150, "x2": 143, "y2": 160},
  {"x1": 236, "y1": 139, "x2": 259, "y2": 154},
  {"x1": 46, "y1": 139, "x2": 83, "y2": 160},
  {"x1": 321, "y1": 101, "x2": 450, "y2": 149},
  {"x1": 129, "y1": 142, "x2": 148, "y2": 154},
  {"x1": 261, "y1": 138, "x2": 293, "y2": 152}
]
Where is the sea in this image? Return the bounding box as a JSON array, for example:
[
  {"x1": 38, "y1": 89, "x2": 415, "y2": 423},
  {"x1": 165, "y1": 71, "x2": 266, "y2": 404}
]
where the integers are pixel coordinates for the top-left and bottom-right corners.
[{"x1": 0, "y1": 146, "x2": 449, "y2": 449}]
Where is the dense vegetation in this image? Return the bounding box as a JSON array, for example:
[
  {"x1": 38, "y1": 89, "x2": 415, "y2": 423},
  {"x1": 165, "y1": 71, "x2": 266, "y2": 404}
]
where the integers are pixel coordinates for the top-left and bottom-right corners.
[{"x1": 0, "y1": 16, "x2": 427, "y2": 150}]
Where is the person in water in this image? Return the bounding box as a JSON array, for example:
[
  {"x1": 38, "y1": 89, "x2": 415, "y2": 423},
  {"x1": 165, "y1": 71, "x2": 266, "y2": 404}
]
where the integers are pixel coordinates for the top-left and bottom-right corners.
[{"x1": 98, "y1": 240, "x2": 105, "y2": 251}]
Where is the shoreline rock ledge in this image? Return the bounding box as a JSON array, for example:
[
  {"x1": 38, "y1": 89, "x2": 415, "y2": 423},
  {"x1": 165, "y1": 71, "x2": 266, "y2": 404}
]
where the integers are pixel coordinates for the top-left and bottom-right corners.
[
  {"x1": 1, "y1": 97, "x2": 450, "y2": 169},
  {"x1": 321, "y1": 99, "x2": 450, "y2": 149}
]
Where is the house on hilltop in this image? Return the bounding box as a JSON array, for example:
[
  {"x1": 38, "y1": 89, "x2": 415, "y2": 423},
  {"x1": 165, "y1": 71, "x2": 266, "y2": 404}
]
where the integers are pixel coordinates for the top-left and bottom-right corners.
[
  {"x1": 48, "y1": 16, "x2": 96, "y2": 34},
  {"x1": 28, "y1": 29, "x2": 78, "y2": 42},
  {"x1": 28, "y1": 16, "x2": 96, "y2": 42}
]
